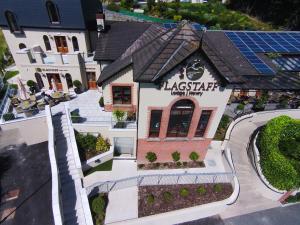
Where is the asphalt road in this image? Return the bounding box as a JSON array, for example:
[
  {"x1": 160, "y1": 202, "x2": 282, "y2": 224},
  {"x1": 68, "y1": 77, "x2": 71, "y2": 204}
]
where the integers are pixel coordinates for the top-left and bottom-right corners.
[{"x1": 179, "y1": 203, "x2": 300, "y2": 225}]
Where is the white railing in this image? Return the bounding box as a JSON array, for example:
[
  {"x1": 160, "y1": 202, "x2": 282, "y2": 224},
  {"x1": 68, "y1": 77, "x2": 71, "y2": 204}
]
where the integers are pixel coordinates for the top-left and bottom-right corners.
[
  {"x1": 86, "y1": 172, "x2": 236, "y2": 197},
  {"x1": 45, "y1": 106, "x2": 64, "y2": 225}
]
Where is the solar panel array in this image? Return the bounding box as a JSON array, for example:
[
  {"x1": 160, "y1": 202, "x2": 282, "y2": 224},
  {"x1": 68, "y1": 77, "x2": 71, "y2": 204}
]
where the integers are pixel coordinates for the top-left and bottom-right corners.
[
  {"x1": 163, "y1": 23, "x2": 206, "y2": 31},
  {"x1": 225, "y1": 31, "x2": 300, "y2": 75},
  {"x1": 273, "y1": 56, "x2": 300, "y2": 71}
]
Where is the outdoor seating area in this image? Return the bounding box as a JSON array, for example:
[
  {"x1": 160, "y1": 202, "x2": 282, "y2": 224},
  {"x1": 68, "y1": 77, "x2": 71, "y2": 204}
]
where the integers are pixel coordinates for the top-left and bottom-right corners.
[{"x1": 1, "y1": 78, "x2": 75, "y2": 122}]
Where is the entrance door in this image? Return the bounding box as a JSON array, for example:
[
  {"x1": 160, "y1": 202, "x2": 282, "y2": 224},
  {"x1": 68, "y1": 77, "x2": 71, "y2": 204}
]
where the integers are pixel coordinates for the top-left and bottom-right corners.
[
  {"x1": 114, "y1": 137, "x2": 134, "y2": 156},
  {"x1": 47, "y1": 73, "x2": 63, "y2": 91},
  {"x1": 87, "y1": 72, "x2": 97, "y2": 89},
  {"x1": 54, "y1": 36, "x2": 68, "y2": 53}
]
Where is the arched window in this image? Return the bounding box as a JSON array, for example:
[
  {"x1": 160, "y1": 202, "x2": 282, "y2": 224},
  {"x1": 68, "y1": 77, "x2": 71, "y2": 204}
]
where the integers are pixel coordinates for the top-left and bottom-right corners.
[
  {"x1": 46, "y1": 1, "x2": 60, "y2": 24},
  {"x1": 35, "y1": 73, "x2": 44, "y2": 90},
  {"x1": 72, "y1": 36, "x2": 79, "y2": 51},
  {"x1": 43, "y1": 35, "x2": 51, "y2": 51},
  {"x1": 65, "y1": 73, "x2": 73, "y2": 89},
  {"x1": 5, "y1": 11, "x2": 20, "y2": 33},
  {"x1": 19, "y1": 43, "x2": 27, "y2": 50},
  {"x1": 167, "y1": 99, "x2": 195, "y2": 137}
]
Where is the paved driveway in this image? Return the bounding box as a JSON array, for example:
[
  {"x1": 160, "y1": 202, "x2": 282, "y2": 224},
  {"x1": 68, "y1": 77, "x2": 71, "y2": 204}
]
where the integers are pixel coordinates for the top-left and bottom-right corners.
[
  {"x1": 179, "y1": 204, "x2": 300, "y2": 225},
  {"x1": 220, "y1": 110, "x2": 300, "y2": 219}
]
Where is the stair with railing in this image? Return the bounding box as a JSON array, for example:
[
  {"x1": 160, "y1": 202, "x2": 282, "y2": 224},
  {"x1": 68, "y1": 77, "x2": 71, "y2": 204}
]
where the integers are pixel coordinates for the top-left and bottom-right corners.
[{"x1": 52, "y1": 107, "x2": 87, "y2": 225}]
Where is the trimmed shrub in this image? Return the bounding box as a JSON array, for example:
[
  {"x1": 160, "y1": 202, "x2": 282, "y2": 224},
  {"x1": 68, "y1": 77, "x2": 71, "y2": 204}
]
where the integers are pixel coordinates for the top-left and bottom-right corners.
[
  {"x1": 197, "y1": 185, "x2": 206, "y2": 195},
  {"x1": 172, "y1": 151, "x2": 180, "y2": 162},
  {"x1": 213, "y1": 184, "x2": 222, "y2": 193},
  {"x1": 95, "y1": 136, "x2": 110, "y2": 153},
  {"x1": 3, "y1": 113, "x2": 15, "y2": 121},
  {"x1": 26, "y1": 80, "x2": 35, "y2": 87},
  {"x1": 91, "y1": 195, "x2": 106, "y2": 214},
  {"x1": 236, "y1": 103, "x2": 245, "y2": 111},
  {"x1": 99, "y1": 97, "x2": 104, "y2": 107},
  {"x1": 146, "y1": 152, "x2": 157, "y2": 163},
  {"x1": 189, "y1": 152, "x2": 199, "y2": 162},
  {"x1": 179, "y1": 188, "x2": 189, "y2": 197},
  {"x1": 258, "y1": 116, "x2": 299, "y2": 190},
  {"x1": 176, "y1": 161, "x2": 182, "y2": 167},
  {"x1": 146, "y1": 194, "x2": 155, "y2": 204},
  {"x1": 73, "y1": 80, "x2": 82, "y2": 89},
  {"x1": 162, "y1": 191, "x2": 173, "y2": 202}
]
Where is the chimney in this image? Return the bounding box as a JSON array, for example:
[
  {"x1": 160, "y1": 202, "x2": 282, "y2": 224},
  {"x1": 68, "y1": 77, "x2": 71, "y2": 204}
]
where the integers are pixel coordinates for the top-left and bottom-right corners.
[{"x1": 96, "y1": 13, "x2": 105, "y2": 36}]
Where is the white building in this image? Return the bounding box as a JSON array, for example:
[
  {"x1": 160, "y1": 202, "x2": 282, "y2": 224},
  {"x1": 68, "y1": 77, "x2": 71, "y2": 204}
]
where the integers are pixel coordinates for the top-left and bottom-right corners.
[{"x1": 0, "y1": 0, "x2": 102, "y2": 93}]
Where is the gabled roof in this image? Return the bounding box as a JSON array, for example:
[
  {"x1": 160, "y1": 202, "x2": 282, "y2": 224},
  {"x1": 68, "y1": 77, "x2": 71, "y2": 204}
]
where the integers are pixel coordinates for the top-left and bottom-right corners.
[
  {"x1": 98, "y1": 22, "x2": 202, "y2": 84},
  {"x1": 133, "y1": 23, "x2": 201, "y2": 82},
  {"x1": 94, "y1": 21, "x2": 152, "y2": 61},
  {"x1": 98, "y1": 23, "x2": 167, "y2": 83}
]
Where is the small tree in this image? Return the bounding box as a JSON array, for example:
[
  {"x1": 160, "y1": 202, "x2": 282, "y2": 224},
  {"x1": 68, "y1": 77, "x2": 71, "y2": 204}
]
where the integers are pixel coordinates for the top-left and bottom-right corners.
[
  {"x1": 113, "y1": 109, "x2": 125, "y2": 122},
  {"x1": 107, "y1": 2, "x2": 120, "y2": 12},
  {"x1": 189, "y1": 152, "x2": 199, "y2": 162},
  {"x1": 27, "y1": 80, "x2": 36, "y2": 94},
  {"x1": 146, "y1": 152, "x2": 157, "y2": 163},
  {"x1": 171, "y1": 151, "x2": 180, "y2": 162},
  {"x1": 99, "y1": 96, "x2": 104, "y2": 107}
]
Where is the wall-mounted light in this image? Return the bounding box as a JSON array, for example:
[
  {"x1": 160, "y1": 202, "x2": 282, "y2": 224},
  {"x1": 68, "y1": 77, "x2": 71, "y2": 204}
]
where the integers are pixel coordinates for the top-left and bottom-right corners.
[
  {"x1": 67, "y1": 36, "x2": 71, "y2": 41},
  {"x1": 61, "y1": 73, "x2": 65, "y2": 79},
  {"x1": 42, "y1": 73, "x2": 46, "y2": 78}
]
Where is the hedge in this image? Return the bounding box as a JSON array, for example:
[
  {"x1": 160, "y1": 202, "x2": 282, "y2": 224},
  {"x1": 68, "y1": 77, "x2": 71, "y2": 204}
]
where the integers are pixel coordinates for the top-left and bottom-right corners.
[{"x1": 257, "y1": 115, "x2": 300, "y2": 190}]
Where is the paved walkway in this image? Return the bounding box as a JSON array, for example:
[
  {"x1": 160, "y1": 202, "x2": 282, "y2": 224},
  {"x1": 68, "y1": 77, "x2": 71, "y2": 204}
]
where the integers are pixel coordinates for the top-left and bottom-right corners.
[{"x1": 220, "y1": 110, "x2": 300, "y2": 219}]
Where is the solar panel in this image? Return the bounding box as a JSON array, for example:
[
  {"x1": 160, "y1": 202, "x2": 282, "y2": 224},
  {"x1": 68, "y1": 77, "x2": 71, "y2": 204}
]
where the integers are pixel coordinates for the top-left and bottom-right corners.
[
  {"x1": 163, "y1": 23, "x2": 177, "y2": 29},
  {"x1": 225, "y1": 31, "x2": 300, "y2": 75}
]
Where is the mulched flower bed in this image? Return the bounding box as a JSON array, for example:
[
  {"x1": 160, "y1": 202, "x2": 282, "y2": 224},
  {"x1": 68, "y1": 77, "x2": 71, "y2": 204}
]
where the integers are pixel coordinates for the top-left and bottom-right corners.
[
  {"x1": 138, "y1": 183, "x2": 233, "y2": 217},
  {"x1": 138, "y1": 161, "x2": 205, "y2": 170}
]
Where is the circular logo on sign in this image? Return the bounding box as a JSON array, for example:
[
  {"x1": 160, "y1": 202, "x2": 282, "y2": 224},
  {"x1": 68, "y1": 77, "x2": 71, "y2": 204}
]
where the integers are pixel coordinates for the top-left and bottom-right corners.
[{"x1": 186, "y1": 59, "x2": 204, "y2": 81}]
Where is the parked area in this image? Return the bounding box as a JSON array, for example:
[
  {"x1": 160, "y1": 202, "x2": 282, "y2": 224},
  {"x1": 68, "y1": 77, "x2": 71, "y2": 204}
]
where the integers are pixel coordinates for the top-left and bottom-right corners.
[{"x1": 0, "y1": 129, "x2": 53, "y2": 225}]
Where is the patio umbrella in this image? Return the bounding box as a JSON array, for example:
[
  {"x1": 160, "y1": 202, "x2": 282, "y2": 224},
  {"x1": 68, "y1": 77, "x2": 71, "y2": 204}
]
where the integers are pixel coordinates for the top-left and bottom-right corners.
[
  {"x1": 18, "y1": 78, "x2": 29, "y2": 100},
  {"x1": 51, "y1": 78, "x2": 57, "y2": 92}
]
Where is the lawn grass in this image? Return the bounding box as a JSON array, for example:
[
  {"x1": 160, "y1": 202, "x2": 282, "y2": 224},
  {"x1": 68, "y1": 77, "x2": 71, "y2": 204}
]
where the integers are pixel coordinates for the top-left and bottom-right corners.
[
  {"x1": 84, "y1": 160, "x2": 113, "y2": 176},
  {"x1": 4, "y1": 71, "x2": 19, "y2": 82}
]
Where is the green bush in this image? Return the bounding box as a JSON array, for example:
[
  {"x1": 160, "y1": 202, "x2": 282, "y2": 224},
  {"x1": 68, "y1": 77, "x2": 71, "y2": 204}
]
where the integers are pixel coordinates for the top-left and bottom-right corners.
[
  {"x1": 197, "y1": 185, "x2": 206, "y2": 195},
  {"x1": 107, "y1": 2, "x2": 120, "y2": 12},
  {"x1": 236, "y1": 103, "x2": 245, "y2": 111},
  {"x1": 179, "y1": 188, "x2": 189, "y2": 197},
  {"x1": 95, "y1": 136, "x2": 110, "y2": 153},
  {"x1": 73, "y1": 80, "x2": 82, "y2": 89},
  {"x1": 146, "y1": 194, "x2": 155, "y2": 204},
  {"x1": 286, "y1": 193, "x2": 300, "y2": 203},
  {"x1": 70, "y1": 110, "x2": 81, "y2": 123},
  {"x1": 162, "y1": 191, "x2": 173, "y2": 202},
  {"x1": 258, "y1": 116, "x2": 300, "y2": 190},
  {"x1": 91, "y1": 195, "x2": 106, "y2": 214},
  {"x1": 278, "y1": 120, "x2": 300, "y2": 161},
  {"x1": 176, "y1": 161, "x2": 182, "y2": 167},
  {"x1": 189, "y1": 152, "x2": 199, "y2": 162},
  {"x1": 171, "y1": 151, "x2": 180, "y2": 162},
  {"x1": 3, "y1": 113, "x2": 15, "y2": 121},
  {"x1": 99, "y1": 97, "x2": 104, "y2": 107},
  {"x1": 113, "y1": 109, "x2": 125, "y2": 122},
  {"x1": 146, "y1": 152, "x2": 157, "y2": 163},
  {"x1": 9, "y1": 84, "x2": 18, "y2": 90},
  {"x1": 213, "y1": 184, "x2": 222, "y2": 193},
  {"x1": 75, "y1": 132, "x2": 97, "y2": 152},
  {"x1": 26, "y1": 80, "x2": 35, "y2": 87}
]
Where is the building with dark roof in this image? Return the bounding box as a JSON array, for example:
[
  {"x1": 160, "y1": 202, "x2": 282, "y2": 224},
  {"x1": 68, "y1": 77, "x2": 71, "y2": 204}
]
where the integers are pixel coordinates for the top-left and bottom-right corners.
[
  {"x1": 94, "y1": 20, "x2": 300, "y2": 163},
  {"x1": 0, "y1": 0, "x2": 103, "y2": 93}
]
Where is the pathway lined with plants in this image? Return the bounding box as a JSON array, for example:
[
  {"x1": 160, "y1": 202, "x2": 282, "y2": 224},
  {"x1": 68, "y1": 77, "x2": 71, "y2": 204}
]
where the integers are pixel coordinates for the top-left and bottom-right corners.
[{"x1": 220, "y1": 110, "x2": 300, "y2": 219}]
